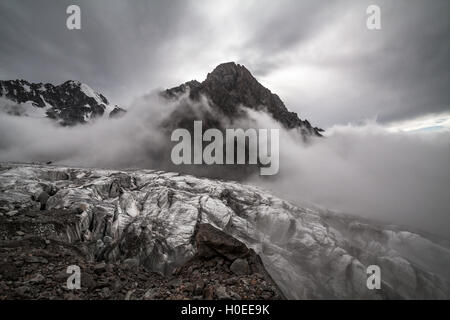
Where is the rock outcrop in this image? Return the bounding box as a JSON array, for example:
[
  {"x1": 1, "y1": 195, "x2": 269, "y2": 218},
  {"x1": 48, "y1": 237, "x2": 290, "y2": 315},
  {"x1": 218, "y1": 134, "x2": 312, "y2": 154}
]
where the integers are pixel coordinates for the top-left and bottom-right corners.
[
  {"x1": 1, "y1": 163, "x2": 450, "y2": 299},
  {"x1": 164, "y1": 62, "x2": 323, "y2": 137},
  {"x1": 0, "y1": 80, "x2": 125, "y2": 125},
  {"x1": 0, "y1": 212, "x2": 282, "y2": 300},
  {"x1": 1, "y1": 63, "x2": 317, "y2": 134}
]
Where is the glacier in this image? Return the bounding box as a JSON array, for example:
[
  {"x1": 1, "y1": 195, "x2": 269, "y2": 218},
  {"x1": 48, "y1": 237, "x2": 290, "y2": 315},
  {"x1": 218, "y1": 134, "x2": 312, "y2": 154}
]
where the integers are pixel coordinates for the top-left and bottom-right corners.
[{"x1": 0, "y1": 162, "x2": 449, "y2": 299}]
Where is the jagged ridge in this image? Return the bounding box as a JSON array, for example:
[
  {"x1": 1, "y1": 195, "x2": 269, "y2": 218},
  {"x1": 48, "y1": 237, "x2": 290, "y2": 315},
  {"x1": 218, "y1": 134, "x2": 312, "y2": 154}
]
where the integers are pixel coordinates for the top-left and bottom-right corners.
[
  {"x1": 0, "y1": 79, "x2": 125, "y2": 125},
  {"x1": 165, "y1": 62, "x2": 323, "y2": 137}
]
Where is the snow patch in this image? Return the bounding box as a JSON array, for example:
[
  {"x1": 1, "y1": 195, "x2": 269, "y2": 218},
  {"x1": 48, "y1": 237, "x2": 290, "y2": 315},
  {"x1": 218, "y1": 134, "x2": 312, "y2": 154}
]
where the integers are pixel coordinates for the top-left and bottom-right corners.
[{"x1": 80, "y1": 83, "x2": 104, "y2": 105}]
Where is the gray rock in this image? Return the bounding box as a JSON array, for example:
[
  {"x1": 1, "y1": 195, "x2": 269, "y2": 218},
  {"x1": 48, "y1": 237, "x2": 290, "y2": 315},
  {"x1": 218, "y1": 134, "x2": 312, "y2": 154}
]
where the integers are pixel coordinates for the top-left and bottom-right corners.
[
  {"x1": 55, "y1": 270, "x2": 68, "y2": 281},
  {"x1": 228, "y1": 290, "x2": 242, "y2": 300},
  {"x1": 37, "y1": 191, "x2": 50, "y2": 209},
  {"x1": 230, "y1": 258, "x2": 250, "y2": 276},
  {"x1": 203, "y1": 286, "x2": 214, "y2": 300},
  {"x1": 168, "y1": 278, "x2": 181, "y2": 289},
  {"x1": 143, "y1": 288, "x2": 158, "y2": 300},
  {"x1": 193, "y1": 280, "x2": 205, "y2": 296},
  {"x1": 28, "y1": 273, "x2": 45, "y2": 283},
  {"x1": 103, "y1": 235, "x2": 113, "y2": 245},
  {"x1": 96, "y1": 239, "x2": 104, "y2": 249},
  {"x1": 25, "y1": 256, "x2": 48, "y2": 264},
  {"x1": 5, "y1": 210, "x2": 18, "y2": 217},
  {"x1": 124, "y1": 289, "x2": 135, "y2": 300},
  {"x1": 215, "y1": 286, "x2": 231, "y2": 300},
  {"x1": 15, "y1": 286, "x2": 28, "y2": 296},
  {"x1": 81, "y1": 273, "x2": 97, "y2": 289},
  {"x1": 123, "y1": 258, "x2": 139, "y2": 268},
  {"x1": 94, "y1": 262, "x2": 106, "y2": 273},
  {"x1": 82, "y1": 230, "x2": 92, "y2": 241},
  {"x1": 101, "y1": 287, "x2": 111, "y2": 298}
]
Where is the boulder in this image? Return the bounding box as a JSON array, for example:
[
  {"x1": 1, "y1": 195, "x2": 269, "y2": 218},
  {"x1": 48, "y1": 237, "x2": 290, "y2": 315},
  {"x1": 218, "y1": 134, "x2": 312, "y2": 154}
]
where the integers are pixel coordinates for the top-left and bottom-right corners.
[
  {"x1": 195, "y1": 224, "x2": 249, "y2": 261},
  {"x1": 230, "y1": 258, "x2": 250, "y2": 276}
]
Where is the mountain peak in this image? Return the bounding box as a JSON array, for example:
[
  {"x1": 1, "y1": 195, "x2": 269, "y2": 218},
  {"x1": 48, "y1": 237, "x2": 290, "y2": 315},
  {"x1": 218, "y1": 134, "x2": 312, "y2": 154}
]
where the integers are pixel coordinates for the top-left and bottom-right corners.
[
  {"x1": 208, "y1": 61, "x2": 248, "y2": 75},
  {"x1": 165, "y1": 62, "x2": 323, "y2": 136},
  {"x1": 62, "y1": 80, "x2": 82, "y2": 86},
  {"x1": 204, "y1": 62, "x2": 258, "y2": 92},
  {"x1": 0, "y1": 79, "x2": 125, "y2": 125}
]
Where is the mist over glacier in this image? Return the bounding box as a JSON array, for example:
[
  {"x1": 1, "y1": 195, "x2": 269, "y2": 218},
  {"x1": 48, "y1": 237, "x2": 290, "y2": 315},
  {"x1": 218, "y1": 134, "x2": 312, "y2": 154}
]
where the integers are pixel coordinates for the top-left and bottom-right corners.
[
  {"x1": 249, "y1": 117, "x2": 450, "y2": 238},
  {"x1": 0, "y1": 94, "x2": 449, "y2": 237}
]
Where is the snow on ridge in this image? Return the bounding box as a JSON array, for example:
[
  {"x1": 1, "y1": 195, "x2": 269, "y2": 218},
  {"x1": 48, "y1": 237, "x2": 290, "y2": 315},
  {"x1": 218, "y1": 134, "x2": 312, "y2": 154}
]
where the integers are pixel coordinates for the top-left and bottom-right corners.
[
  {"x1": 80, "y1": 83, "x2": 104, "y2": 106},
  {"x1": 79, "y1": 82, "x2": 116, "y2": 117},
  {"x1": 0, "y1": 79, "x2": 121, "y2": 122},
  {"x1": 103, "y1": 103, "x2": 115, "y2": 117}
]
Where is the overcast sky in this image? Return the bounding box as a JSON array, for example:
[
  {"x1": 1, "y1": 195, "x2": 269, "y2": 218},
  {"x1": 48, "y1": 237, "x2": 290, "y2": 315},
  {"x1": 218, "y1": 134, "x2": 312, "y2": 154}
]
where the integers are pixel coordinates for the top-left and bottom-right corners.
[{"x1": 0, "y1": 0, "x2": 449, "y2": 128}]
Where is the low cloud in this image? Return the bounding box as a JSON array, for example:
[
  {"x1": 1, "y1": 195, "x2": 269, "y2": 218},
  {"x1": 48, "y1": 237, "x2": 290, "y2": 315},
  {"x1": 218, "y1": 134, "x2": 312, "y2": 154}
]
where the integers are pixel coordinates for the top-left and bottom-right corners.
[
  {"x1": 0, "y1": 92, "x2": 177, "y2": 168},
  {"x1": 0, "y1": 99, "x2": 449, "y2": 237},
  {"x1": 249, "y1": 118, "x2": 450, "y2": 237}
]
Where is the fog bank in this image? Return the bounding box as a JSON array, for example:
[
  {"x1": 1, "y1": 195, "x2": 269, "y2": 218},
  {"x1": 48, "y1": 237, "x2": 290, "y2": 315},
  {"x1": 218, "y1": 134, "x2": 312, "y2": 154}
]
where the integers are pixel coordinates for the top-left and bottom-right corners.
[
  {"x1": 250, "y1": 119, "x2": 450, "y2": 237},
  {"x1": 0, "y1": 98, "x2": 449, "y2": 237}
]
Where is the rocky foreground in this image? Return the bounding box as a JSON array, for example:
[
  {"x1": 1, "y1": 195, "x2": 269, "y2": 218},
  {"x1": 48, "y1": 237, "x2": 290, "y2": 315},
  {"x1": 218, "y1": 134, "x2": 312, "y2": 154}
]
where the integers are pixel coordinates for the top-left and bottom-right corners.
[{"x1": 1, "y1": 163, "x2": 450, "y2": 299}]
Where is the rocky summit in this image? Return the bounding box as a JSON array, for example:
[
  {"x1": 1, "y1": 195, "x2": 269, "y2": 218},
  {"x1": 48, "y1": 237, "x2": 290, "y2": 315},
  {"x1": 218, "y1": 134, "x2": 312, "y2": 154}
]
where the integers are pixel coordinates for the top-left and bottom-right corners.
[
  {"x1": 0, "y1": 79, "x2": 125, "y2": 125},
  {"x1": 1, "y1": 62, "x2": 320, "y2": 137},
  {"x1": 164, "y1": 62, "x2": 323, "y2": 137},
  {"x1": 1, "y1": 163, "x2": 449, "y2": 300}
]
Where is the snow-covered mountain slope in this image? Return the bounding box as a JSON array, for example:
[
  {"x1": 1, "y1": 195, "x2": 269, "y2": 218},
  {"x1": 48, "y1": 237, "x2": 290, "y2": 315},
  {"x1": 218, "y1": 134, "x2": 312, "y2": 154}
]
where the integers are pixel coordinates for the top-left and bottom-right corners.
[
  {"x1": 0, "y1": 80, "x2": 125, "y2": 125},
  {"x1": 1, "y1": 163, "x2": 449, "y2": 299}
]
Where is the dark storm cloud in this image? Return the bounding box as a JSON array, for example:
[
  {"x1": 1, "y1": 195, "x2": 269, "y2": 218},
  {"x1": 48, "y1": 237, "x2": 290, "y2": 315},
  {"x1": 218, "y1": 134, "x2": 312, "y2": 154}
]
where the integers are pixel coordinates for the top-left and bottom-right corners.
[
  {"x1": 0, "y1": 0, "x2": 449, "y2": 126},
  {"x1": 0, "y1": 0, "x2": 199, "y2": 104},
  {"x1": 239, "y1": 0, "x2": 450, "y2": 127}
]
